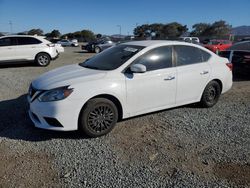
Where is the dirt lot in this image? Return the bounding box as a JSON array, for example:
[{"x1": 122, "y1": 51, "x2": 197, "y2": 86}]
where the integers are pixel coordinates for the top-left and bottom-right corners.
[{"x1": 0, "y1": 47, "x2": 250, "y2": 187}]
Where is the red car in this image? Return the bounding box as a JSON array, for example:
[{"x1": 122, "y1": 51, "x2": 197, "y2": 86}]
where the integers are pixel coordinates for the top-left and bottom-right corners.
[{"x1": 204, "y1": 40, "x2": 232, "y2": 54}]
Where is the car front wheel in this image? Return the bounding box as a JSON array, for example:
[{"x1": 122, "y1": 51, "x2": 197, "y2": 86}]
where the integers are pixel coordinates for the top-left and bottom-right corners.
[
  {"x1": 79, "y1": 98, "x2": 118, "y2": 137},
  {"x1": 35, "y1": 53, "x2": 51, "y2": 67},
  {"x1": 200, "y1": 80, "x2": 221, "y2": 107},
  {"x1": 94, "y1": 46, "x2": 101, "y2": 53}
]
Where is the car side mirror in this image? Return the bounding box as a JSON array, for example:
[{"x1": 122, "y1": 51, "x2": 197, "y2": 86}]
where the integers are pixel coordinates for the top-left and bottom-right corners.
[{"x1": 130, "y1": 64, "x2": 146, "y2": 73}]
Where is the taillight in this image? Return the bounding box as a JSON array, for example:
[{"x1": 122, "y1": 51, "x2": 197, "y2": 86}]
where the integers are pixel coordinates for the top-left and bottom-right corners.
[
  {"x1": 226, "y1": 63, "x2": 233, "y2": 71},
  {"x1": 47, "y1": 43, "x2": 55, "y2": 47}
]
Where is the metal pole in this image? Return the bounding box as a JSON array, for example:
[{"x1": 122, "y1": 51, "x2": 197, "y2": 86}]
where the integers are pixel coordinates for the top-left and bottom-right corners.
[
  {"x1": 117, "y1": 25, "x2": 121, "y2": 36},
  {"x1": 9, "y1": 21, "x2": 13, "y2": 34}
]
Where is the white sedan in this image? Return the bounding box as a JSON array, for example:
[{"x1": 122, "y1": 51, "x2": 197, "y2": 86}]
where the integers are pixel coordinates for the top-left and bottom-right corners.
[
  {"x1": 28, "y1": 41, "x2": 232, "y2": 137},
  {"x1": 57, "y1": 39, "x2": 79, "y2": 47}
]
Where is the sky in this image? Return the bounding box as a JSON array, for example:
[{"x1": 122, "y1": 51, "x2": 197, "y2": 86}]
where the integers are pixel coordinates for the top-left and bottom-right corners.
[{"x1": 0, "y1": 0, "x2": 250, "y2": 35}]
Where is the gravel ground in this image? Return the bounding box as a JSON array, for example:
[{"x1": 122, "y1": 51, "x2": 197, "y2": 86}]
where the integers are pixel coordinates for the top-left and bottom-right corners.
[{"x1": 0, "y1": 47, "x2": 250, "y2": 188}]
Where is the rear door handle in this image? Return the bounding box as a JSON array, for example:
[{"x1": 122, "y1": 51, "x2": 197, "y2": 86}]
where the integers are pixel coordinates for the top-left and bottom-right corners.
[
  {"x1": 164, "y1": 76, "x2": 175, "y2": 81},
  {"x1": 200, "y1": 71, "x2": 209, "y2": 75}
]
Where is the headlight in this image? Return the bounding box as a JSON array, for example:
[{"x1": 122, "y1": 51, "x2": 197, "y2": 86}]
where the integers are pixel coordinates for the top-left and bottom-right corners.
[{"x1": 38, "y1": 86, "x2": 73, "y2": 102}]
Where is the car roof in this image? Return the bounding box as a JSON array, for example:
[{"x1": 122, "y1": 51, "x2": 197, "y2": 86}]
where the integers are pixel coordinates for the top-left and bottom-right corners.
[
  {"x1": 122, "y1": 40, "x2": 193, "y2": 47},
  {"x1": 0, "y1": 35, "x2": 46, "y2": 39},
  {"x1": 210, "y1": 39, "x2": 230, "y2": 42},
  {"x1": 233, "y1": 40, "x2": 250, "y2": 45}
]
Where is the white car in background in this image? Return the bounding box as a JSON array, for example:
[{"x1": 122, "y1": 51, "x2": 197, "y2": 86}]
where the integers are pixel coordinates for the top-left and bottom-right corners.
[
  {"x1": 57, "y1": 39, "x2": 79, "y2": 47},
  {"x1": 180, "y1": 37, "x2": 200, "y2": 44},
  {"x1": 0, "y1": 35, "x2": 58, "y2": 66},
  {"x1": 28, "y1": 41, "x2": 232, "y2": 137}
]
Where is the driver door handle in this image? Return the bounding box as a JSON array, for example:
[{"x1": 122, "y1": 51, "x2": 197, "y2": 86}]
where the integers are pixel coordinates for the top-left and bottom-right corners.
[
  {"x1": 164, "y1": 76, "x2": 175, "y2": 81},
  {"x1": 200, "y1": 71, "x2": 209, "y2": 75}
]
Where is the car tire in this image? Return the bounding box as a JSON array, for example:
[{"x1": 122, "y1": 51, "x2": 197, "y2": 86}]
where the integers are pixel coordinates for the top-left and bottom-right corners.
[
  {"x1": 94, "y1": 46, "x2": 101, "y2": 53},
  {"x1": 35, "y1": 53, "x2": 51, "y2": 67},
  {"x1": 79, "y1": 98, "x2": 118, "y2": 137},
  {"x1": 200, "y1": 80, "x2": 221, "y2": 108}
]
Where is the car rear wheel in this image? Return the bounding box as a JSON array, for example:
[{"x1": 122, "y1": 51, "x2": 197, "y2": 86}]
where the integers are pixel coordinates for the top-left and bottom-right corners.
[
  {"x1": 200, "y1": 81, "x2": 221, "y2": 107},
  {"x1": 79, "y1": 98, "x2": 118, "y2": 137},
  {"x1": 35, "y1": 53, "x2": 51, "y2": 67},
  {"x1": 94, "y1": 46, "x2": 101, "y2": 53}
]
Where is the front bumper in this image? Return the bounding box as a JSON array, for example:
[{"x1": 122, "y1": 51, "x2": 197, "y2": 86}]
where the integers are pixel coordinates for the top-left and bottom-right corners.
[{"x1": 28, "y1": 96, "x2": 82, "y2": 131}]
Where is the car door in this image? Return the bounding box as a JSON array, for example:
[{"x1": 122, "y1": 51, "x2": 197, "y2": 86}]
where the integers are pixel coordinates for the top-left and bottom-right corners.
[
  {"x1": 174, "y1": 45, "x2": 211, "y2": 105},
  {"x1": 15, "y1": 37, "x2": 42, "y2": 60},
  {"x1": 101, "y1": 41, "x2": 113, "y2": 50},
  {"x1": 125, "y1": 46, "x2": 177, "y2": 115},
  {"x1": 0, "y1": 37, "x2": 17, "y2": 61}
]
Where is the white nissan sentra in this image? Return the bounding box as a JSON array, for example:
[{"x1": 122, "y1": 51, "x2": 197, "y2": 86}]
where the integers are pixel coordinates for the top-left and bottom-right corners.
[{"x1": 28, "y1": 40, "x2": 232, "y2": 137}]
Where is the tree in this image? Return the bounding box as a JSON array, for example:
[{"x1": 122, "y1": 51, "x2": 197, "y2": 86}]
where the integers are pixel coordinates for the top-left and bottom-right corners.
[
  {"x1": 161, "y1": 22, "x2": 188, "y2": 38},
  {"x1": 190, "y1": 20, "x2": 231, "y2": 37},
  {"x1": 133, "y1": 22, "x2": 187, "y2": 39},
  {"x1": 17, "y1": 31, "x2": 28, "y2": 35},
  {"x1": 133, "y1": 24, "x2": 151, "y2": 38},
  {"x1": 61, "y1": 33, "x2": 74, "y2": 39},
  {"x1": 209, "y1": 20, "x2": 231, "y2": 37},
  {"x1": 0, "y1": 32, "x2": 4, "y2": 37},
  {"x1": 149, "y1": 23, "x2": 164, "y2": 39},
  {"x1": 190, "y1": 23, "x2": 210, "y2": 36},
  {"x1": 27, "y1": 28, "x2": 43, "y2": 36},
  {"x1": 46, "y1": 30, "x2": 61, "y2": 38},
  {"x1": 79, "y1": 30, "x2": 96, "y2": 42},
  {"x1": 61, "y1": 29, "x2": 96, "y2": 41}
]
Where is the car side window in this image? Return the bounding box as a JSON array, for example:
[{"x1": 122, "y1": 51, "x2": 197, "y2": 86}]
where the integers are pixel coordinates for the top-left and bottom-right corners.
[
  {"x1": 133, "y1": 46, "x2": 173, "y2": 71},
  {"x1": 17, "y1": 37, "x2": 42, "y2": 45},
  {"x1": 200, "y1": 49, "x2": 211, "y2": 62},
  {"x1": 0, "y1": 38, "x2": 11, "y2": 46},
  {"x1": 175, "y1": 45, "x2": 204, "y2": 66}
]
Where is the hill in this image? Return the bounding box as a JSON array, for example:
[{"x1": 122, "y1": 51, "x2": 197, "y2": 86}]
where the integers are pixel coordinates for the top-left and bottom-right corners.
[{"x1": 232, "y1": 26, "x2": 250, "y2": 35}]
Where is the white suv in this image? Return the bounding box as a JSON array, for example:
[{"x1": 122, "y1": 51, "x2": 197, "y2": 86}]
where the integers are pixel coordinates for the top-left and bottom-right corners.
[{"x1": 0, "y1": 35, "x2": 59, "y2": 66}]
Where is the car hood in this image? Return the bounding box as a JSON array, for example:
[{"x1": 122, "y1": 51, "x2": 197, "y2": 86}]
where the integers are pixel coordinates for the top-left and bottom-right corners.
[{"x1": 32, "y1": 64, "x2": 107, "y2": 90}]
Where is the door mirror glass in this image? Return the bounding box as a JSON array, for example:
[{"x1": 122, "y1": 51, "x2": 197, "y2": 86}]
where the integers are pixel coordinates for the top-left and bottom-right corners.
[{"x1": 130, "y1": 64, "x2": 147, "y2": 73}]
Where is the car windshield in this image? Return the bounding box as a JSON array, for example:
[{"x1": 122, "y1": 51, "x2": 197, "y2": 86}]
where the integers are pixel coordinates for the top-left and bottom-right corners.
[{"x1": 79, "y1": 44, "x2": 144, "y2": 70}]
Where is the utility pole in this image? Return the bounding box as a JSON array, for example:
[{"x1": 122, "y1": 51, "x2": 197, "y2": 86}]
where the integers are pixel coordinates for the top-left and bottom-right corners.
[
  {"x1": 117, "y1": 25, "x2": 121, "y2": 36},
  {"x1": 9, "y1": 21, "x2": 13, "y2": 34}
]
